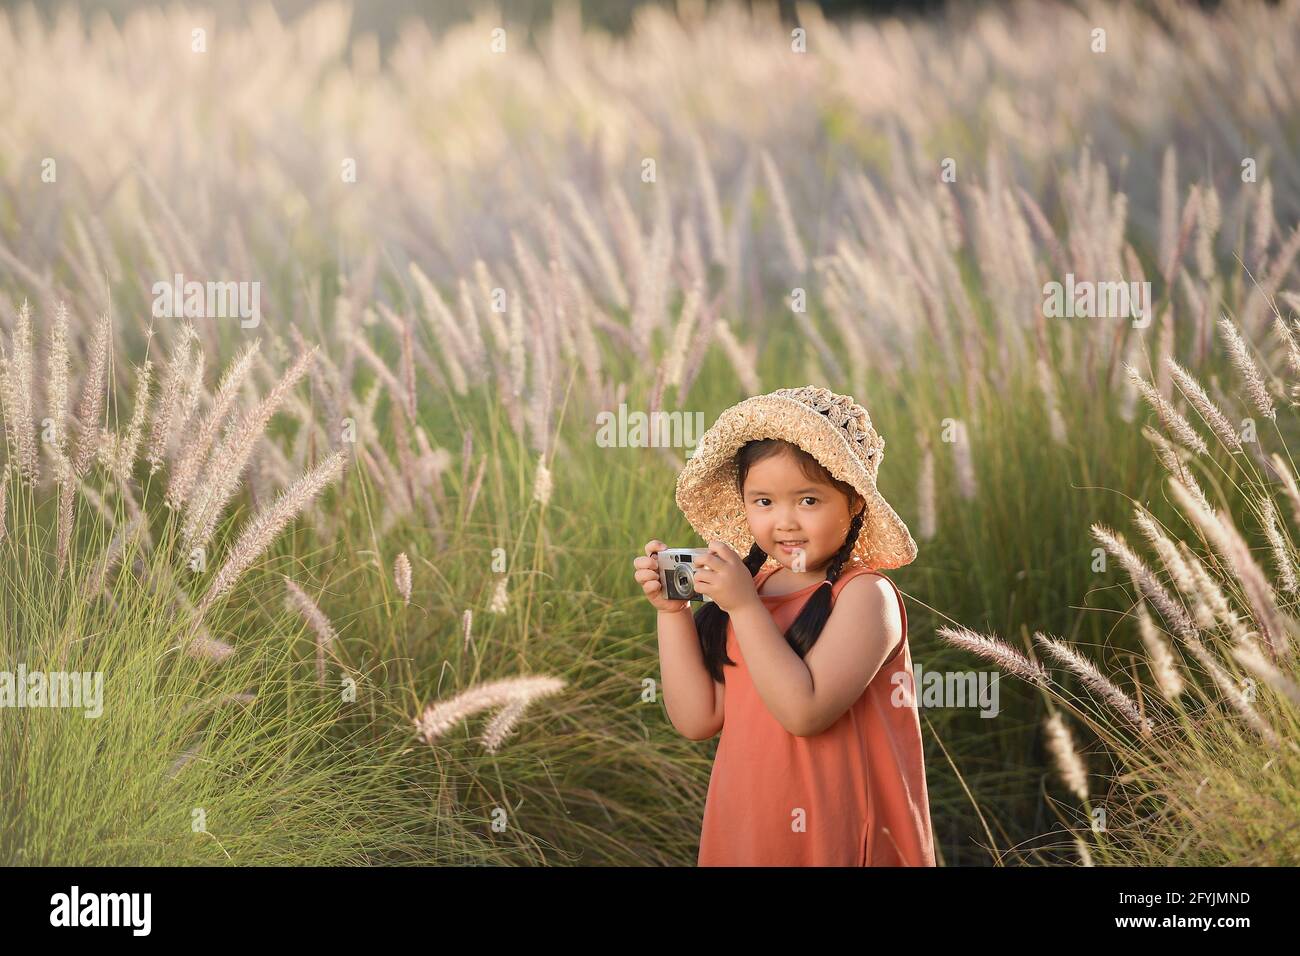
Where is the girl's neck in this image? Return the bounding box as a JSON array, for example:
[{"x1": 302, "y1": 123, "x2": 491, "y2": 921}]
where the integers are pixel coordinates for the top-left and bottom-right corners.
[
  {"x1": 769, "y1": 562, "x2": 830, "y2": 588},
  {"x1": 769, "y1": 555, "x2": 862, "y2": 588}
]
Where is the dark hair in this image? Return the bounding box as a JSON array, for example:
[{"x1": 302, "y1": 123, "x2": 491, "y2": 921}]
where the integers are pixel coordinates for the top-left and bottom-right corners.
[{"x1": 694, "y1": 439, "x2": 867, "y2": 683}]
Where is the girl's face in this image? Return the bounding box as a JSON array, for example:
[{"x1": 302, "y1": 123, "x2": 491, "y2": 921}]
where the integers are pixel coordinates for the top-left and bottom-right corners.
[{"x1": 741, "y1": 449, "x2": 861, "y2": 574}]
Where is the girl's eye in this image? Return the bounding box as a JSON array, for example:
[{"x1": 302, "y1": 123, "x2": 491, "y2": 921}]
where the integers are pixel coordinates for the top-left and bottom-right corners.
[
  {"x1": 755, "y1": 498, "x2": 770, "y2": 506},
  {"x1": 801, "y1": 497, "x2": 817, "y2": 506}
]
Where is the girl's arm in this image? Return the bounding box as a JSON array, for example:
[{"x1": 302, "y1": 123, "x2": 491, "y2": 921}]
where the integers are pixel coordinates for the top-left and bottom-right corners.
[
  {"x1": 656, "y1": 607, "x2": 723, "y2": 740},
  {"x1": 729, "y1": 575, "x2": 899, "y2": 736}
]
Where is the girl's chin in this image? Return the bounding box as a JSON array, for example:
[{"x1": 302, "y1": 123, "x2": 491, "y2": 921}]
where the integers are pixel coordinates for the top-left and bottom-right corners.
[{"x1": 774, "y1": 542, "x2": 814, "y2": 561}]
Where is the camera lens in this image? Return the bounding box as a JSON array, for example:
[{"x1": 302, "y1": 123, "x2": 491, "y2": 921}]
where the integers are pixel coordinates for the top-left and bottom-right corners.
[{"x1": 675, "y1": 567, "x2": 693, "y2": 593}]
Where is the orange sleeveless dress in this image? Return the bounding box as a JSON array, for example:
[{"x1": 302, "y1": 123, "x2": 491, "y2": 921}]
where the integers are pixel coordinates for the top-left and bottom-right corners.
[{"x1": 697, "y1": 560, "x2": 936, "y2": 866}]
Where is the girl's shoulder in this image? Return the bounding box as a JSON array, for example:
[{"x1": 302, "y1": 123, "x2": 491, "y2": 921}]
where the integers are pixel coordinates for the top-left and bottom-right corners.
[
  {"x1": 832, "y1": 563, "x2": 907, "y2": 634},
  {"x1": 832, "y1": 562, "x2": 903, "y2": 607}
]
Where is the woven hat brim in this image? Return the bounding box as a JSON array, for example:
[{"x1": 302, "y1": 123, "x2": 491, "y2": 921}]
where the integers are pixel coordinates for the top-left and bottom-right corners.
[{"x1": 674, "y1": 394, "x2": 918, "y2": 570}]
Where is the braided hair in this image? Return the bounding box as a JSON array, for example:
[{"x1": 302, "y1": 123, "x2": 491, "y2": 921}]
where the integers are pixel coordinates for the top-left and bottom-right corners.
[{"x1": 695, "y1": 439, "x2": 868, "y2": 683}]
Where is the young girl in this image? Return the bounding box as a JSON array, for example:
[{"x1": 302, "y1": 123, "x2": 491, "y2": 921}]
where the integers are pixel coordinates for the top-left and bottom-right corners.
[{"x1": 632, "y1": 385, "x2": 936, "y2": 866}]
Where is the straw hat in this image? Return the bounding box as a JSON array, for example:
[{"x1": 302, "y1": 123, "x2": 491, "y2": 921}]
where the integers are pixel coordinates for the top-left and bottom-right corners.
[{"x1": 674, "y1": 385, "x2": 917, "y2": 570}]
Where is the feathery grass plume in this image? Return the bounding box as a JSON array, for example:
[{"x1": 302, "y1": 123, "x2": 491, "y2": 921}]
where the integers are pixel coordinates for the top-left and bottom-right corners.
[
  {"x1": 359, "y1": 445, "x2": 411, "y2": 530},
  {"x1": 951, "y1": 419, "x2": 976, "y2": 500},
  {"x1": 1165, "y1": 358, "x2": 1242, "y2": 452},
  {"x1": 488, "y1": 576, "x2": 509, "y2": 614},
  {"x1": 0, "y1": 468, "x2": 7, "y2": 545},
  {"x1": 934, "y1": 625, "x2": 1049, "y2": 685},
  {"x1": 661, "y1": 284, "x2": 701, "y2": 393},
  {"x1": 1135, "y1": 601, "x2": 1186, "y2": 701},
  {"x1": 1195, "y1": 183, "x2": 1220, "y2": 279},
  {"x1": 179, "y1": 690, "x2": 257, "y2": 720},
  {"x1": 146, "y1": 325, "x2": 196, "y2": 473},
  {"x1": 393, "y1": 552, "x2": 412, "y2": 605},
  {"x1": 1271, "y1": 315, "x2": 1300, "y2": 381},
  {"x1": 1074, "y1": 836, "x2": 1094, "y2": 867},
  {"x1": 1166, "y1": 475, "x2": 1291, "y2": 660},
  {"x1": 462, "y1": 608, "x2": 473, "y2": 650},
  {"x1": 55, "y1": 478, "x2": 76, "y2": 574},
  {"x1": 561, "y1": 181, "x2": 628, "y2": 308},
  {"x1": 1044, "y1": 711, "x2": 1089, "y2": 801},
  {"x1": 194, "y1": 450, "x2": 346, "y2": 624},
  {"x1": 1125, "y1": 365, "x2": 1209, "y2": 456},
  {"x1": 146, "y1": 563, "x2": 235, "y2": 662},
  {"x1": 1217, "y1": 315, "x2": 1276, "y2": 421},
  {"x1": 1131, "y1": 508, "x2": 1198, "y2": 600},
  {"x1": 460, "y1": 429, "x2": 475, "y2": 489},
  {"x1": 113, "y1": 359, "x2": 152, "y2": 482},
  {"x1": 305, "y1": 352, "x2": 346, "y2": 458},
  {"x1": 166, "y1": 340, "x2": 260, "y2": 511},
  {"x1": 472, "y1": 259, "x2": 510, "y2": 351},
  {"x1": 0, "y1": 299, "x2": 39, "y2": 484},
  {"x1": 46, "y1": 301, "x2": 70, "y2": 471},
  {"x1": 917, "y1": 440, "x2": 936, "y2": 541},
  {"x1": 1176, "y1": 540, "x2": 1248, "y2": 639},
  {"x1": 532, "y1": 457, "x2": 552, "y2": 507},
  {"x1": 412, "y1": 674, "x2": 567, "y2": 748},
  {"x1": 690, "y1": 134, "x2": 726, "y2": 266},
  {"x1": 1167, "y1": 184, "x2": 1201, "y2": 288},
  {"x1": 166, "y1": 741, "x2": 203, "y2": 779},
  {"x1": 392, "y1": 405, "x2": 420, "y2": 504},
  {"x1": 71, "y1": 309, "x2": 111, "y2": 479},
  {"x1": 1182, "y1": 634, "x2": 1282, "y2": 747},
  {"x1": 1157, "y1": 146, "x2": 1178, "y2": 282},
  {"x1": 95, "y1": 427, "x2": 119, "y2": 474},
  {"x1": 284, "y1": 576, "x2": 337, "y2": 686},
  {"x1": 1270, "y1": 453, "x2": 1300, "y2": 531},
  {"x1": 409, "y1": 262, "x2": 469, "y2": 394},
  {"x1": 1250, "y1": 179, "x2": 1274, "y2": 267},
  {"x1": 85, "y1": 514, "x2": 142, "y2": 598},
  {"x1": 480, "y1": 698, "x2": 530, "y2": 754},
  {"x1": 1260, "y1": 496, "x2": 1299, "y2": 593},
  {"x1": 1231, "y1": 635, "x2": 1300, "y2": 707},
  {"x1": 1141, "y1": 425, "x2": 1214, "y2": 514},
  {"x1": 1032, "y1": 632, "x2": 1155, "y2": 736},
  {"x1": 351, "y1": 329, "x2": 409, "y2": 408},
  {"x1": 713, "y1": 319, "x2": 761, "y2": 394},
  {"x1": 78, "y1": 477, "x2": 115, "y2": 526},
  {"x1": 1091, "y1": 522, "x2": 1197, "y2": 641},
  {"x1": 464, "y1": 456, "x2": 486, "y2": 521},
  {"x1": 759, "y1": 149, "x2": 807, "y2": 274},
  {"x1": 507, "y1": 289, "x2": 525, "y2": 398},
  {"x1": 400, "y1": 321, "x2": 417, "y2": 422},
  {"x1": 182, "y1": 347, "x2": 316, "y2": 551},
  {"x1": 178, "y1": 338, "x2": 204, "y2": 432},
  {"x1": 1036, "y1": 357, "x2": 1068, "y2": 445}
]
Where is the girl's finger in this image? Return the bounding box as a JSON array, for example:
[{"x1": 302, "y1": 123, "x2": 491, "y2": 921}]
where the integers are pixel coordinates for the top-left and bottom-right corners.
[{"x1": 707, "y1": 540, "x2": 734, "y2": 563}]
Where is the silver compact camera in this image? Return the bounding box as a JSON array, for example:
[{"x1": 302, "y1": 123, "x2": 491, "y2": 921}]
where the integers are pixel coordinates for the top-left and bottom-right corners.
[{"x1": 656, "y1": 547, "x2": 715, "y2": 603}]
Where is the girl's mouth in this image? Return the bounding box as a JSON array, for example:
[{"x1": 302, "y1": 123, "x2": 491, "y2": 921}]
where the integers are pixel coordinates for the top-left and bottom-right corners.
[{"x1": 776, "y1": 540, "x2": 807, "y2": 554}]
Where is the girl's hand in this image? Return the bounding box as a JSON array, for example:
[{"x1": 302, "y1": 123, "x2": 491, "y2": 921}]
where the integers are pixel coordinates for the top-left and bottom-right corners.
[
  {"x1": 633, "y1": 539, "x2": 690, "y2": 614},
  {"x1": 691, "y1": 539, "x2": 760, "y2": 615}
]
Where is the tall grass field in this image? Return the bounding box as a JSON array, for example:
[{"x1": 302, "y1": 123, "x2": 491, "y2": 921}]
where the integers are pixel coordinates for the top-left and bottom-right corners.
[{"x1": 1, "y1": 0, "x2": 1299, "y2": 866}]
